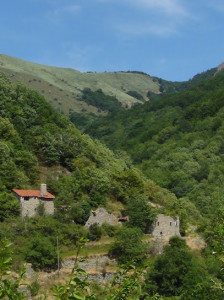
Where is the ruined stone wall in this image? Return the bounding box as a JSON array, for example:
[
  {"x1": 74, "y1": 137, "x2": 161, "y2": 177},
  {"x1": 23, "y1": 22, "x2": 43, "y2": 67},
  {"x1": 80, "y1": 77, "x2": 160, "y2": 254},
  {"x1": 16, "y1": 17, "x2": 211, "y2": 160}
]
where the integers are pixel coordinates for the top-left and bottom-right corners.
[
  {"x1": 85, "y1": 208, "x2": 119, "y2": 228},
  {"x1": 18, "y1": 196, "x2": 54, "y2": 217},
  {"x1": 62, "y1": 255, "x2": 109, "y2": 271},
  {"x1": 42, "y1": 199, "x2": 54, "y2": 215},
  {"x1": 151, "y1": 214, "x2": 180, "y2": 240}
]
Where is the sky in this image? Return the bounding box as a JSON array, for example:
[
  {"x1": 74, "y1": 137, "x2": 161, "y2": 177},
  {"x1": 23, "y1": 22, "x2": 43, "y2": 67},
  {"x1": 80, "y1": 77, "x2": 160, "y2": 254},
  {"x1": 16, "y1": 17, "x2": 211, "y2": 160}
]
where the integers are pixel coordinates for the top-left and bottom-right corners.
[{"x1": 1, "y1": 0, "x2": 224, "y2": 81}]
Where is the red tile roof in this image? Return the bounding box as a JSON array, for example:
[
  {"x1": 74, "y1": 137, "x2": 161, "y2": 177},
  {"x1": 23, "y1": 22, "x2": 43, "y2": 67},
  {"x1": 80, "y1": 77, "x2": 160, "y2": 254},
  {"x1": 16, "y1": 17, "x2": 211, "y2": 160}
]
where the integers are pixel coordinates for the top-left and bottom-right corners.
[
  {"x1": 118, "y1": 215, "x2": 129, "y2": 221},
  {"x1": 12, "y1": 189, "x2": 55, "y2": 199}
]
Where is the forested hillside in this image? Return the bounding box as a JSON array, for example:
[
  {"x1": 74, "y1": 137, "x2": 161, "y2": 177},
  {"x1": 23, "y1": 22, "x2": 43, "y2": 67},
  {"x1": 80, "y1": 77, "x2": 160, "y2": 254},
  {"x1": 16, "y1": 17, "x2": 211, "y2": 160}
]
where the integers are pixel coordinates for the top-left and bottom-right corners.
[
  {"x1": 82, "y1": 73, "x2": 224, "y2": 219},
  {"x1": 1, "y1": 69, "x2": 224, "y2": 299},
  {"x1": 0, "y1": 71, "x2": 188, "y2": 266}
]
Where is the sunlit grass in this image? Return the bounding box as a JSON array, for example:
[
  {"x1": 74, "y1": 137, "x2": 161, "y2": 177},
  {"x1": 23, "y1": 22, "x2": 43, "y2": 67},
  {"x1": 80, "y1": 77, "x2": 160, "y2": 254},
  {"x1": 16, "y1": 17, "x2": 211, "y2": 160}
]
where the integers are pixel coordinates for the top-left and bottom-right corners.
[
  {"x1": 0, "y1": 54, "x2": 159, "y2": 116},
  {"x1": 61, "y1": 237, "x2": 114, "y2": 259}
]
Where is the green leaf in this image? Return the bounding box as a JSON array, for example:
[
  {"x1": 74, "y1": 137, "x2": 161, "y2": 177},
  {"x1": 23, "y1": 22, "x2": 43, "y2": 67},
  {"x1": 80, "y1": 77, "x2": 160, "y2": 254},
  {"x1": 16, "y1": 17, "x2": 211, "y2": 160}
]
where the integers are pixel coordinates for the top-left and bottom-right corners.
[{"x1": 72, "y1": 292, "x2": 85, "y2": 299}]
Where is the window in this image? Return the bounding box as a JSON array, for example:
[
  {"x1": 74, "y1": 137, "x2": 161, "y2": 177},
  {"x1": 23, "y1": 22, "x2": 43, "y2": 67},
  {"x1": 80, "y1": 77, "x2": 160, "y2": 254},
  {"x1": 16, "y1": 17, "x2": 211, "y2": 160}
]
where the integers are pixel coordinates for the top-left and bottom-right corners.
[
  {"x1": 157, "y1": 222, "x2": 159, "y2": 226},
  {"x1": 170, "y1": 222, "x2": 172, "y2": 226},
  {"x1": 24, "y1": 196, "x2": 29, "y2": 201}
]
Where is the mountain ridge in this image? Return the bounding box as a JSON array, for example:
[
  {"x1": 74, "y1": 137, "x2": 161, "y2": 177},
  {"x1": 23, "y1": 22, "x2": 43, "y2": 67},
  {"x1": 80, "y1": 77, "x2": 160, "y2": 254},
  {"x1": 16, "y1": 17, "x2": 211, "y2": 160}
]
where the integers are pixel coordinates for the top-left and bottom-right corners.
[{"x1": 0, "y1": 53, "x2": 160, "y2": 115}]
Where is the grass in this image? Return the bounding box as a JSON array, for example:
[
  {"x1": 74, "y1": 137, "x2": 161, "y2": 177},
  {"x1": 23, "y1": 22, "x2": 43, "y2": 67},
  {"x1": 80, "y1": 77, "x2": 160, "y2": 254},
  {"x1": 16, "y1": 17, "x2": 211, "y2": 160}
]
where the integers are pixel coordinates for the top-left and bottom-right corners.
[
  {"x1": 61, "y1": 234, "x2": 154, "y2": 260},
  {"x1": 106, "y1": 200, "x2": 124, "y2": 216},
  {"x1": 61, "y1": 237, "x2": 114, "y2": 259},
  {"x1": 0, "y1": 53, "x2": 160, "y2": 115}
]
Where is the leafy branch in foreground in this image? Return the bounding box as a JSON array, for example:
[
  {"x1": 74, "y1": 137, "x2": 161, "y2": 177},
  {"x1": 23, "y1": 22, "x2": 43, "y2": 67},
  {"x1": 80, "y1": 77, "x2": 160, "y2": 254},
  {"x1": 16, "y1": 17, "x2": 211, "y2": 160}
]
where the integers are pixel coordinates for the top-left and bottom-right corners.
[
  {"x1": 52, "y1": 236, "x2": 96, "y2": 300},
  {"x1": 0, "y1": 239, "x2": 25, "y2": 299},
  {"x1": 52, "y1": 237, "x2": 148, "y2": 300},
  {"x1": 0, "y1": 237, "x2": 163, "y2": 300},
  {"x1": 105, "y1": 264, "x2": 143, "y2": 300},
  {"x1": 211, "y1": 223, "x2": 224, "y2": 294}
]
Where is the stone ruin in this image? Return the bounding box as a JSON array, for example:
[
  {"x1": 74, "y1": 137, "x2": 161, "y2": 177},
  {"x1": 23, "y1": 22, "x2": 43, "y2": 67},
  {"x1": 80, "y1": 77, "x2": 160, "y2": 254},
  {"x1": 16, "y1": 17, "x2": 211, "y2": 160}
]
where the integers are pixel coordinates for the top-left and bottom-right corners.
[
  {"x1": 85, "y1": 207, "x2": 119, "y2": 228},
  {"x1": 150, "y1": 214, "x2": 181, "y2": 255},
  {"x1": 151, "y1": 214, "x2": 180, "y2": 240}
]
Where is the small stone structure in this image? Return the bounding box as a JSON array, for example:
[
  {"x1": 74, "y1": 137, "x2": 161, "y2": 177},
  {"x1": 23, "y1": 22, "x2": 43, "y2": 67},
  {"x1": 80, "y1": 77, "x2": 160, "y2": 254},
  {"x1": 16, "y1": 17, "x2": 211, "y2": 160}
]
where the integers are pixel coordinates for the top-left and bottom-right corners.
[
  {"x1": 85, "y1": 208, "x2": 119, "y2": 228},
  {"x1": 13, "y1": 184, "x2": 55, "y2": 217},
  {"x1": 151, "y1": 214, "x2": 180, "y2": 240}
]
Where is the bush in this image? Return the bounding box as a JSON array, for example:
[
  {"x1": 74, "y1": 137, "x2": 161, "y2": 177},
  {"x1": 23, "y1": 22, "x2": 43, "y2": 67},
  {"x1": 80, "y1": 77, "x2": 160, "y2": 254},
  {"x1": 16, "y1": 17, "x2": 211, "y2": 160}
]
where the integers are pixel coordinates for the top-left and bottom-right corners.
[
  {"x1": 101, "y1": 223, "x2": 119, "y2": 237},
  {"x1": 87, "y1": 223, "x2": 102, "y2": 241},
  {"x1": 126, "y1": 193, "x2": 156, "y2": 233},
  {"x1": 26, "y1": 236, "x2": 58, "y2": 271},
  {"x1": 70, "y1": 201, "x2": 91, "y2": 225},
  {"x1": 109, "y1": 227, "x2": 147, "y2": 265},
  {"x1": 145, "y1": 236, "x2": 212, "y2": 298},
  {"x1": 0, "y1": 192, "x2": 20, "y2": 221},
  {"x1": 29, "y1": 280, "x2": 40, "y2": 297}
]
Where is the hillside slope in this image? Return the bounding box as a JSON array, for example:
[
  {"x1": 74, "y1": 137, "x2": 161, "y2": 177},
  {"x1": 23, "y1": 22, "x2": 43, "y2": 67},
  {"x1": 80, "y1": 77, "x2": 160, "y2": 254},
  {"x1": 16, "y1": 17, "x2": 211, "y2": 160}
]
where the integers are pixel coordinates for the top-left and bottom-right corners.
[
  {"x1": 0, "y1": 70, "x2": 198, "y2": 223},
  {"x1": 0, "y1": 70, "x2": 204, "y2": 276},
  {"x1": 0, "y1": 54, "x2": 159, "y2": 115},
  {"x1": 84, "y1": 73, "x2": 224, "y2": 217}
]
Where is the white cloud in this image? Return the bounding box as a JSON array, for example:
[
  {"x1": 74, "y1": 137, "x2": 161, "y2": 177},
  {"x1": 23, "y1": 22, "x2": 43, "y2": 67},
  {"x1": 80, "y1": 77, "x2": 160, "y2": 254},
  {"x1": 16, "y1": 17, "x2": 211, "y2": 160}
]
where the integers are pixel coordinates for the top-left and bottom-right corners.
[
  {"x1": 115, "y1": 21, "x2": 178, "y2": 37},
  {"x1": 208, "y1": 1, "x2": 224, "y2": 13},
  {"x1": 62, "y1": 5, "x2": 81, "y2": 14},
  {"x1": 52, "y1": 4, "x2": 81, "y2": 16},
  {"x1": 91, "y1": 0, "x2": 189, "y2": 17},
  {"x1": 127, "y1": 0, "x2": 189, "y2": 17},
  {"x1": 95, "y1": 0, "x2": 192, "y2": 38},
  {"x1": 46, "y1": 4, "x2": 81, "y2": 23}
]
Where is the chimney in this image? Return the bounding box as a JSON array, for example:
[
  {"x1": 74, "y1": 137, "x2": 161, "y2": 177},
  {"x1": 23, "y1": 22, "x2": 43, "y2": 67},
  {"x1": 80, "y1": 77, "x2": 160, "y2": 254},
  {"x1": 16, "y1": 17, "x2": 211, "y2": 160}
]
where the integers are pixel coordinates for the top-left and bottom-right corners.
[{"x1": 40, "y1": 184, "x2": 47, "y2": 196}]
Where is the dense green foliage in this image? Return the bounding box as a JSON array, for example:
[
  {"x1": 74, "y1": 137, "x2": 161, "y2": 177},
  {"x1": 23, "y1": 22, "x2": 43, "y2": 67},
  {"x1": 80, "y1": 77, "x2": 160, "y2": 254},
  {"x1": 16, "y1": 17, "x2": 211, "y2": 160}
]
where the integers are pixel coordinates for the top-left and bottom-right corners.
[
  {"x1": 2, "y1": 65, "x2": 224, "y2": 298},
  {"x1": 26, "y1": 236, "x2": 58, "y2": 270},
  {"x1": 0, "y1": 72, "x2": 163, "y2": 218},
  {"x1": 109, "y1": 227, "x2": 148, "y2": 265},
  {"x1": 0, "y1": 239, "x2": 25, "y2": 299},
  {"x1": 3, "y1": 236, "x2": 223, "y2": 299},
  {"x1": 87, "y1": 223, "x2": 102, "y2": 241},
  {"x1": 0, "y1": 216, "x2": 87, "y2": 270},
  {"x1": 125, "y1": 193, "x2": 156, "y2": 233},
  {"x1": 83, "y1": 73, "x2": 224, "y2": 219},
  {"x1": 145, "y1": 237, "x2": 219, "y2": 299},
  {"x1": 0, "y1": 72, "x2": 179, "y2": 270},
  {"x1": 0, "y1": 192, "x2": 20, "y2": 221},
  {"x1": 78, "y1": 88, "x2": 124, "y2": 113},
  {"x1": 126, "y1": 90, "x2": 145, "y2": 101},
  {"x1": 154, "y1": 67, "x2": 219, "y2": 94}
]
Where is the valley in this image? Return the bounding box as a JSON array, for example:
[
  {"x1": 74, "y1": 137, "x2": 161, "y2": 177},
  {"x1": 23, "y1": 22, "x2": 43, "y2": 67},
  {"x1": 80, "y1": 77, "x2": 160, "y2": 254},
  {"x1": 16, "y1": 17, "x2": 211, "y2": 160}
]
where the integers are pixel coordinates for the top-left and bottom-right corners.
[{"x1": 0, "y1": 54, "x2": 224, "y2": 299}]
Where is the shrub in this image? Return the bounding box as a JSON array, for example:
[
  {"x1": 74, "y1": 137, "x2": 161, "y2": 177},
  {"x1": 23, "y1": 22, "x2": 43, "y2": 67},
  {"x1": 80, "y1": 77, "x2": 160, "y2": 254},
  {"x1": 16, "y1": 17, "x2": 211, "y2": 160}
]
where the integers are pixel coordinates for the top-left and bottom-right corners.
[
  {"x1": 29, "y1": 280, "x2": 40, "y2": 297},
  {"x1": 26, "y1": 236, "x2": 58, "y2": 271},
  {"x1": 101, "y1": 223, "x2": 119, "y2": 237},
  {"x1": 109, "y1": 227, "x2": 147, "y2": 265},
  {"x1": 87, "y1": 223, "x2": 102, "y2": 241}
]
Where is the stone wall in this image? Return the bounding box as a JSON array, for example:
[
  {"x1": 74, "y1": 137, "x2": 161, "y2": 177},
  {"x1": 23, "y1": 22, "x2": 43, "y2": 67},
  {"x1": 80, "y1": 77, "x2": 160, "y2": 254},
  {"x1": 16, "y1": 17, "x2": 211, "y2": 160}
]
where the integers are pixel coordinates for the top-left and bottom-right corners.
[
  {"x1": 30, "y1": 255, "x2": 116, "y2": 289},
  {"x1": 62, "y1": 255, "x2": 109, "y2": 271},
  {"x1": 19, "y1": 196, "x2": 54, "y2": 217},
  {"x1": 85, "y1": 208, "x2": 119, "y2": 228},
  {"x1": 151, "y1": 214, "x2": 180, "y2": 240}
]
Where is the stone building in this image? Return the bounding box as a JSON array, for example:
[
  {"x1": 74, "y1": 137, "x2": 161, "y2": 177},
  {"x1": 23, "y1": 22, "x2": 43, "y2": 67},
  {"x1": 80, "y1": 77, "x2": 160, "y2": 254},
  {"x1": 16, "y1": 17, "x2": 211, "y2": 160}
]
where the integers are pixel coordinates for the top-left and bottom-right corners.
[
  {"x1": 12, "y1": 184, "x2": 55, "y2": 217},
  {"x1": 151, "y1": 214, "x2": 180, "y2": 240},
  {"x1": 85, "y1": 208, "x2": 119, "y2": 228}
]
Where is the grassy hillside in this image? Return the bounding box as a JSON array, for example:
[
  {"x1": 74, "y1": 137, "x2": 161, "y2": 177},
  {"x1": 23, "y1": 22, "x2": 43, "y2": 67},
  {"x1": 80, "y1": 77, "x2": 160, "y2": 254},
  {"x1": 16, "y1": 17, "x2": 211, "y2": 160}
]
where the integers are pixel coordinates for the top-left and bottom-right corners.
[{"x1": 0, "y1": 54, "x2": 160, "y2": 115}]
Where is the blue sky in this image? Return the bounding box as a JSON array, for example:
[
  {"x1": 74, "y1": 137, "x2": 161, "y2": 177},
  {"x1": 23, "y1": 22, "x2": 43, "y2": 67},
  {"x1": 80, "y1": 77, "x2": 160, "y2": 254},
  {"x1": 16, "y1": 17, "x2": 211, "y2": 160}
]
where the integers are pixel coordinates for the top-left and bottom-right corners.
[{"x1": 1, "y1": 0, "x2": 224, "y2": 81}]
